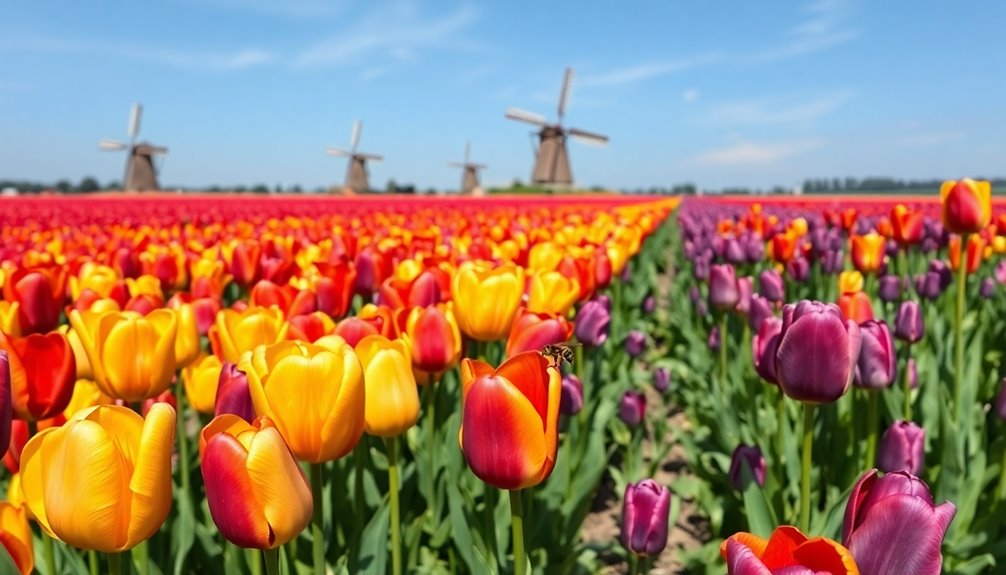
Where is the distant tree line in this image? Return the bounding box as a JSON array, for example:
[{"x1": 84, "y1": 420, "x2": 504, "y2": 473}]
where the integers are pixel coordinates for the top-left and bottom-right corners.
[{"x1": 802, "y1": 177, "x2": 1006, "y2": 194}]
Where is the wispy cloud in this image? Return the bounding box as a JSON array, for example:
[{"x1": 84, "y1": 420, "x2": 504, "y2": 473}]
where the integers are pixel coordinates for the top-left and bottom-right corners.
[
  {"x1": 689, "y1": 137, "x2": 825, "y2": 166},
  {"x1": 707, "y1": 91, "x2": 852, "y2": 126},
  {"x1": 578, "y1": 54, "x2": 721, "y2": 88},
  {"x1": 750, "y1": 0, "x2": 859, "y2": 62},
  {"x1": 292, "y1": 3, "x2": 478, "y2": 69},
  {"x1": 0, "y1": 35, "x2": 274, "y2": 71},
  {"x1": 683, "y1": 89, "x2": 700, "y2": 103},
  {"x1": 892, "y1": 130, "x2": 965, "y2": 147}
]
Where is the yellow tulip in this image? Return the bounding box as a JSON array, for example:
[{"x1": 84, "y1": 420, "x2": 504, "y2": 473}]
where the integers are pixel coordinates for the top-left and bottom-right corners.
[
  {"x1": 241, "y1": 341, "x2": 365, "y2": 463},
  {"x1": 451, "y1": 261, "x2": 524, "y2": 342},
  {"x1": 839, "y1": 270, "x2": 864, "y2": 295},
  {"x1": 526, "y1": 270, "x2": 580, "y2": 316},
  {"x1": 62, "y1": 379, "x2": 114, "y2": 419},
  {"x1": 184, "y1": 354, "x2": 223, "y2": 414},
  {"x1": 210, "y1": 306, "x2": 289, "y2": 363},
  {"x1": 20, "y1": 404, "x2": 175, "y2": 552},
  {"x1": 68, "y1": 262, "x2": 121, "y2": 301},
  {"x1": 0, "y1": 301, "x2": 20, "y2": 337},
  {"x1": 69, "y1": 309, "x2": 178, "y2": 402},
  {"x1": 126, "y1": 274, "x2": 165, "y2": 300},
  {"x1": 0, "y1": 502, "x2": 33, "y2": 574},
  {"x1": 356, "y1": 336, "x2": 419, "y2": 437},
  {"x1": 172, "y1": 303, "x2": 201, "y2": 368},
  {"x1": 527, "y1": 241, "x2": 565, "y2": 272},
  {"x1": 6, "y1": 473, "x2": 24, "y2": 508}
]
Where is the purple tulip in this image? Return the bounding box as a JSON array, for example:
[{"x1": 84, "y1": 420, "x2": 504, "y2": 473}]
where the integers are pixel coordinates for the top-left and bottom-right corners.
[
  {"x1": 878, "y1": 275, "x2": 902, "y2": 303},
  {"x1": 575, "y1": 299, "x2": 611, "y2": 347},
  {"x1": 642, "y1": 295, "x2": 656, "y2": 314},
  {"x1": 653, "y1": 367, "x2": 670, "y2": 393},
  {"x1": 894, "y1": 300, "x2": 924, "y2": 344},
  {"x1": 980, "y1": 277, "x2": 997, "y2": 299},
  {"x1": 619, "y1": 390, "x2": 647, "y2": 427},
  {"x1": 707, "y1": 325, "x2": 720, "y2": 351},
  {"x1": 907, "y1": 358, "x2": 918, "y2": 390},
  {"x1": 758, "y1": 269, "x2": 785, "y2": 303},
  {"x1": 786, "y1": 257, "x2": 810, "y2": 283},
  {"x1": 995, "y1": 377, "x2": 1006, "y2": 421},
  {"x1": 709, "y1": 264, "x2": 740, "y2": 311},
  {"x1": 775, "y1": 300, "x2": 861, "y2": 403},
  {"x1": 559, "y1": 374, "x2": 583, "y2": 416},
  {"x1": 620, "y1": 479, "x2": 670, "y2": 557},
  {"x1": 921, "y1": 237, "x2": 940, "y2": 254},
  {"x1": 915, "y1": 272, "x2": 943, "y2": 301},
  {"x1": 823, "y1": 249, "x2": 845, "y2": 275},
  {"x1": 625, "y1": 330, "x2": 646, "y2": 358},
  {"x1": 724, "y1": 237, "x2": 746, "y2": 264},
  {"x1": 855, "y1": 320, "x2": 897, "y2": 389},
  {"x1": 734, "y1": 276, "x2": 752, "y2": 315},
  {"x1": 693, "y1": 256, "x2": 710, "y2": 281},
  {"x1": 929, "y1": 260, "x2": 952, "y2": 290},
  {"x1": 0, "y1": 351, "x2": 10, "y2": 459},
  {"x1": 745, "y1": 237, "x2": 765, "y2": 263},
  {"x1": 843, "y1": 470, "x2": 955, "y2": 575},
  {"x1": 752, "y1": 317, "x2": 782, "y2": 385},
  {"x1": 747, "y1": 293, "x2": 775, "y2": 332},
  {"x1": 595, "y1": 294, "x2": 612, "y2": 312},
  {"x1": 689, "y1": 286, "x2": 701, "y2": 304},
  {"x1": 877, "y1": 421, "x2": 925, "y2": 476},
  {"x1": 728, "y1": 445, "x2": 766, "y2": 491},
  {"x1": 214, "y1": 362, "x2": 255, "y2": 421}
]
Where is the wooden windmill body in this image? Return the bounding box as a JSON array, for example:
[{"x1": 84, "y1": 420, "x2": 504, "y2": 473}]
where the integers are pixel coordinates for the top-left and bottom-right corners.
[
  {"x1": 326, "y1": 120, "x2": 382, "y2": 194},
  {"x1": 505, "y1": 68, "x2": 608, "y2": 189},
  {"x1": 448, "y1": 142, "x2": 487, "y2": 195},
  {"x1": 98, "y1": 104, "x2": 168, "y2": 191}
]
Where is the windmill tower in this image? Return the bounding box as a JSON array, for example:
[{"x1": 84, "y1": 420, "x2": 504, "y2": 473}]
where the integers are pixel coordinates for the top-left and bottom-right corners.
[
  {"x1": 505, "y1": 68, "x2": 608, "y2": 188},
  {"x1": 325, "y1": 120, "x2": 383, "y2": 194},
  {"x1": 448, "y1": 141, "x2": 487, "y2": 195},
  {"x1": 98, "y1": 103, "x2": 168, "y2": 191}
]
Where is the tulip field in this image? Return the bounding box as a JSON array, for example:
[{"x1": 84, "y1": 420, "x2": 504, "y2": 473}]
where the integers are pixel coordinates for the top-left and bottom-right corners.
[{"x1": 0, "y1": 183, "x2": 1003, "y2": 575}]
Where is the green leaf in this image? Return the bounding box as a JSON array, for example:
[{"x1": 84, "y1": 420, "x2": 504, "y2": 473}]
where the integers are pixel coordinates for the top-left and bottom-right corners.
[
  {"x1": 740, "y1": 459, "x2": 776, "y2": 538},
  {"x1": 356, "y1": 499, "x2": 390, "y2": 575}
]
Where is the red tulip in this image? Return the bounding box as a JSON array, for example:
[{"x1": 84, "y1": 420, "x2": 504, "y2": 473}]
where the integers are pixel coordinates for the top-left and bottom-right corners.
[
  {"x1": 3, "y1": 266, "x2": 66, "y2": 335},
  {"x1": 505, "y1": 309, "x2": 573, "y2": 358},
  {"x1": 0, "y1": 331, "x2": 76, "y2": 421},
  {"x1": 722, "y1": 526, "x2": 859, "y2": 574}
]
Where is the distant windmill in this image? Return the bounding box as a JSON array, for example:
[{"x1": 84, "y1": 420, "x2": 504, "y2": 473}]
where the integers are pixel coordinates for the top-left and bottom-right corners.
[
  {"x1": 505, "y1": 68, "x2": 608, "y2": 187},
  {"x1": 325, "y1": 120, "x2": 383, "y2": 194},
  {"x1": 98, "y1": 103, "x2": 168, "y2": 191},
  {"x1": 448, "y1": 141, "x2": 487, "y2": 195}
]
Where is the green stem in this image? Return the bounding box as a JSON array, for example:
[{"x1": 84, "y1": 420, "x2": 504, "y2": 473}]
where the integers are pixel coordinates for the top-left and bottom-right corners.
[
  {"x1": 483, "y1": 485, "x2": 497, "y2": 569},
  {"x1": 800, "y1": 404, "x2": 815, "y2": 533},
  {"x1": 509, "y1": 490, "x2": 527, "y2": 575},
  {"x1": 775, "y1": 389, "x2": 786, "y2": 477},
  {"x1": 175, "y1": 379, "x2": 191, "y2": 495},
  {"x1": 89, "y1": 550, "x2": 99, "y2": 575},
  {"x1": 42, "y1": 530, "x2": 56, "y2": 575},
  {"x1": 903, "y1": 344, "x2": 913, "y2": 421},
  {"x1": 386, "y1": 437, "x2": 402, "y2": 575},
  {"x1": 263, "y1": 548, "x2": 280, "y2": 575},
  {"x1": 865, "y1": 391, "x2": 878, "y2": 470},
  {"x1": 247, "y1": 547, "x2": 263, "y2": 575},
  {"x1": 998, "y1": 443, "x2": 1006, "y2": 501},
  {"x1": 311, "y1": 463, "x2": 325, "y2": 575},
  {"x1": 426, "y1": 376, "x2": 439, "y2": 518},
  {"x1": 108, "y1": 552, "x2": 123, "y2": 575},
  {"x1": 134, "y1": 539, "x2": 149, "y2": 575},
  {"x1": 953, "y1": 236, "x2": 968, "y2": 422},
  {"x1": 719, "y1": 314, "x2": 729, "y2": 395}
]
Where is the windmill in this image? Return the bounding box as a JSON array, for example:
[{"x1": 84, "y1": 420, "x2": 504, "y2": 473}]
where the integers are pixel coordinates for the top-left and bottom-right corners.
[
  {"x1": 448, "y1": 141, "x2": 487, "y2": 195},
  {"x1": 98, "y1": 103, "x2": 168, "y2": 191},
  {"x1": 325, "y1": 120, "x2": 383, "y2": 194},
  {"x1": 505, "y1": 67, "x2": 608, "y2": 187}
]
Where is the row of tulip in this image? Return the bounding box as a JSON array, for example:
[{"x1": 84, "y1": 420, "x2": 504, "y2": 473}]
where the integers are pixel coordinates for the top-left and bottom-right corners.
[
  {"x1": 658, "y1": 180, "x2": 1005, "y2": 573},
  {"x1": 0, "y1": 194, "x2": 683, "y2": 574}
]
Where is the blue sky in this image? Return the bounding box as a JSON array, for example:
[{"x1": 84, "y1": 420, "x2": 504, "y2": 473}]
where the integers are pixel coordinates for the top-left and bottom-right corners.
[{"x1": 2, "y1": 0, "x2": 1004, "y2": 191}]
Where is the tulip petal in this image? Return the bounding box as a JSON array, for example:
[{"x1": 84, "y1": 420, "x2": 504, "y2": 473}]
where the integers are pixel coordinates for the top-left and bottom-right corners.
[
  {"x1": 793, "y1": 538, "x2": 859, "y2": 574},
  {"x1": 846, "y1": 496, "x2": 955, "y2": 575},
  {"x1": 761, "y1": 525, "x2": 806, "y2": 569},
  {"x1": 246, "y1": 427, "x2": 313, "y2": 548},
  {"x1": 495, "y1": 352, "x2": 550, "y2": 426},
  {"x1": 125, "y1": 403, "x2": 175, "y2": 548},
  {"x1": 202, "y1": 433, "x2": 272, "y2": 548},
  {"x1": 776, "y1": 312, "x2": 856, "y2": 403},
  {"x1": 725, "y1": 539, "x2": 773, "y2": 575},
  {"x1": 460, "y1": 358, "x2": 493, "y2": 399},
  {"x1": 461, "y1": 376, "x2": 547, "y2": 489}
]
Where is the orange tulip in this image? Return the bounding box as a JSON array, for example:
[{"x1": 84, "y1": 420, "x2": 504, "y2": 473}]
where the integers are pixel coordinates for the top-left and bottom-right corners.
[
  {"x1": 0, "y1": 502, "x2": 33, "y2": 574},
  {"x1": 891, "y1": 204, "x2": 924, "y2": 245},
  {"x1": 941, "y1": 178, "x2": 991, "y2": 235},
  {"x1": 505, "y1": 309, "x2": 574, "y2": 358},
  {"x1": 721, "y1": 526, "x2": 858, "y2": 574},
  {"x1": 839, "y1": 291, "x2": 874, "y2": 324},
  {"x1": 948, "y1": 234, "x2": 985, "y2": 275},
  {"x1": 851, "y1": 233, "x2": 886, "y2": 275}
]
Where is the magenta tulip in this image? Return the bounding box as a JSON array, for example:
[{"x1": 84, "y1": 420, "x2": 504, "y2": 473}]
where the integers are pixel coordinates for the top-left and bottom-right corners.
[
  {"x1": 559, "y1": 374, "x2": 583, "y2": 416},
  {"x1": 619, "y1": 390, "x2": 646, "y2": 427},
  {"x1": 752, "y1": 317, "x2": 782, "y2": 385},
  {"x1": 877, "y1": 421, "x2": 925, "y2": 476},
  {"x1": 620, "y1": 479, "x2": 670, "y2": 557},
  {"x1": 894, "y1": 300, "x2": 924, "y2": 344},
  {"x1": 758, "y1": 269, "x2": 785, "y2": 303},
  {"x1": 0, "y1": 351, "x2": 10, "y2": 457},
  {"x1": 776, "y1": 301, "x2": 861, "y2": 403},
  {"x1": 747, "y1": 293, "x2": 775, "y2": 332},
  {"x1": 728, "y1": 445, "x2": 766, "y2": 491},
  {"x1": 709, "y1": 264, "x2": 740, "y2": 311},
  {"x1": 214, "y1": 363, "x2": 255, "y2": 421},
  {"x1": 843, "y1": 470, "x2": 955, "y2": 575},
  {"x1": 734, "y1": 276, "x2": 752, "y2": 315},
  {"x1": 854, "y1": 320, "x2": 896, "y2": 390},
  {"x1": 574, "y1": 298, "x2": 610, "y2": 348}
]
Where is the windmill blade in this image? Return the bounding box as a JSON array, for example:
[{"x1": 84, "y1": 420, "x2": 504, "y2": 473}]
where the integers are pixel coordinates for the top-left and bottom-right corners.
[
  {"x1": 568, "y1": 127, "x2": 609, "y2": 146},
  {"x1": 326, "y1": 147, "x2": 352, "y2": 157},
  {"x1": 558, "y1": 67, "x2": 574, "y2": 121},
  {"x1": 464, "y1": 141, "x2": 471, "y2": 164},
  {"x1": 470, "y1": 163, "x2": 488, "y2": 170},
  {"x1": 350, "y1": 120, "x2": 361, "y2": 152},
  {"x1": 98, "y1": 140, "x2": 128, "y2": 151},
  {"x1": 356, "y1": 153, "x2": 383, "y2": 162},
  {"x1": 505, "y1": 108, "x2": 547, "y2": 127},
  {"x1": 128, "y1": 103, "x2": 142, "y2": 140},
  {"x1": 146, "y1": 146, "x2": 168, "y2": 155}
]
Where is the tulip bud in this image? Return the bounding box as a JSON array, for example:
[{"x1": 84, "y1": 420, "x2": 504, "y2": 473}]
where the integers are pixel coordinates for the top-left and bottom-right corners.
[
  {"x1": 574, "y1": 299, "x2": 611, "y2": 348},
  {"x1": 843, "y1": 470, "x2": 955, "y2": 575},
  {"x1": 776, "y1": 301, "x2": 861, "y2": 404},
  {"x1": 653, "y1": 368, "x2": 670, "y2": 393},
  {"x1": 941, "y1": 178, "x2": 991, "y2": 235},
  {"x1": 0, "y1": 500, "x2": 33, "y2": 574},
  {"x1": 915, "y1": 272, "x2": 943, "y2": 301},
  {"x1": 618, "y1": 390, "x2": 646, "y2": 427},
  {"x1": 724, "y1": 238, "x2": 746, "y2": 264},
  {"x1": 215, "y1": 363, "x2": 255, "y2": 421},
  {"x1": 734, "y1": 277, "x2": 752, "y2": 315},
  {"x1": 625, "y1": 330, "x2": 646, "y2": 358},
  {"x1": 822, "y1": 249, "x2": 845, "y2": 275},
  {"x1": 786, "y1": 257, "x2": 810, "y2": 283},
  {"x1": 894, "y1": 300, "x2": 924, "y2": 344},
  {"x1": 707, "y1": 325, "x2": 720, "y2": 351},
  {"x1": 980, "y1": 277, "x2": 996, "y2": 299},
  {"x1": 620, "y1": 479, "x2": 670, "y2": 557},
  {"x1": 709, "y1": 264, "x2": 740, "y2": 311},
  {"x1": 642, "y1": 295, "x2": 656, "y2": 315},
  {"x1": 747, "y1": 294, "x2": 775, "y2": 332},
  {"x1": 877, "y1": 420, "x2": 925, "y2": 476},
  {"x1": 855, "y1": 320, "x2": 896, "y2": 389},
  {"x1": 560, "y1": 374, "x2": 583, "y2": 416},
  {"x1": 994, "y1": 377, "x2": 1006, "y2": 421},
  {"x1": 758, "y1": 269, "x2": 785, "y2": 303},
  {"x1": 728, "y1": 444, "x2": 766, "y2": 491},
  {"x1": 752, "y1": 317, "x2": 783, "y2": 385},
  {"x1": 877, "y1": 275, "x2": 902, "y2": 303}
]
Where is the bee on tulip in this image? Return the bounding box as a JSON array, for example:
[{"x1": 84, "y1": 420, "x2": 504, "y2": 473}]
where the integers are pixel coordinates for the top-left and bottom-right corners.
[{"x1": 541, "y1": 343, "x2": 579, "y2": 368}]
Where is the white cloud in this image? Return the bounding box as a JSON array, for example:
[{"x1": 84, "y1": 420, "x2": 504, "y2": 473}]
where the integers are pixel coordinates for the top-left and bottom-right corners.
[
  {"x1": 578, "y1": 54, "x2": 721, "y2": 88},
  {"x1": 892, "y1": 130, "x2": 965, "y2": 147},
  {"x1": 292, "y1": 3, "x2": 478, "y2": 69},
  {"x1": 689, "y1": 138, "x2": 825, "y2": 166},
  {"x1": 707, "y1": 91, "x2": 852, "y2": 125},
  {"x1": 683, "y1": 89, "x2": 700, "y2": 103},
  {"x1": 750, "y1": 0, "x2": 859, "y2": 62}
]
